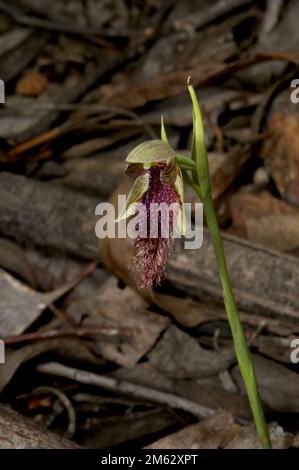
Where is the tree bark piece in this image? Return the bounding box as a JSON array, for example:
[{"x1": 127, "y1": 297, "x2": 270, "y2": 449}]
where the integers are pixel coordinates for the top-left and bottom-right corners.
[
  {"x1": 0, "y1": 172, "x2": 100, "y2": 259},
  {"x1": 167, "y1": 231, "x2": 299, "y2": 326},
  {"x1": 0, "y1": 404, "x2": 77, "y2": 448}
]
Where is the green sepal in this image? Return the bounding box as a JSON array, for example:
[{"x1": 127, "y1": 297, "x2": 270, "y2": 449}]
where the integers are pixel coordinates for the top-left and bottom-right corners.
[
  {"x1": 116, "y1": 173, "x2": 149, "y2": 222},
  {"x1": 160, "y1": 115, "x2": 169, "y2": 144},
  {"x1": 126, "y1": 140, "x2": 177, "y2": 166},
  {"x1": 188, "y1": 85, "x2": 211, "y2": 199}
]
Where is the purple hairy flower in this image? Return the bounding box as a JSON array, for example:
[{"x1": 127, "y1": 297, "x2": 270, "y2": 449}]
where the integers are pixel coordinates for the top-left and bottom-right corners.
[
  {"x1": 133, "y1": 164, "x2": 181, "y2": 288},
  {"x1": 117, "y1": 140, "x2": 185, "y2": 289}
]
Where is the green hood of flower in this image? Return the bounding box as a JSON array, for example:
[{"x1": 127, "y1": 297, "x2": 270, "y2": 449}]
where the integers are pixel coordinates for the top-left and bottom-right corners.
[{"x1": 117, "y1": 140, "x2": 186, "y2": 235}]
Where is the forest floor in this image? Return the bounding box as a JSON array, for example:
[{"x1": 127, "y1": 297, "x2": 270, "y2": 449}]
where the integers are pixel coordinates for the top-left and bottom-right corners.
[{"x1": 0, "y1": 0, "x2": 299, "y2": 449}]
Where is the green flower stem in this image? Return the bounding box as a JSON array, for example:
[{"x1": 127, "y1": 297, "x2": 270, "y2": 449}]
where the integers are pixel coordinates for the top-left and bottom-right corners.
[
  {"x1": 182, "y1": 169, "x2": 202, "y2": 199},
  {"x1": 188, "y1": 84, "x2": 271, "y2": 449},
  {"x1": 176, "y1": 153, "x2": 197, "y2": 171},
  {"x1": 198, "y1": 191, "x2": 271, "y2": 448}
]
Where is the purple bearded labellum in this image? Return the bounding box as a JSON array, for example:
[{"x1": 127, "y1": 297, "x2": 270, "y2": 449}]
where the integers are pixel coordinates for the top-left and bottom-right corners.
[{"x1": 117, "y1": 140, "x2": 186, "y2": 289}]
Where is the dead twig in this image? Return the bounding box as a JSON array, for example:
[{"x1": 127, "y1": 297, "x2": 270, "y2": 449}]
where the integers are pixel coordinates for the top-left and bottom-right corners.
[
  {"x1": 4, "y1": 325, "x2": 133, "y2": 346},
  {"x1": 9, "y1": 125, "x2": 69, "y2": 157},
  {"x1": 0, "y1": 1, "x2": 129, "y2": 39},
  {"x1": 48, "y1": 304, "x2": 73, "y2": 324},
  {"x1": 260, "y1": 0, "x2": 283, "y2": 37},
  {"x1": 5, "y1": 102, "x2": 157, "y2": 140},
  {"x1": 30, "y1": 386, "x2": 76, "y2": 439},
  {"x1": 248, "y1": 320, "x2": 267, "y2": 346},
  {"x1": 37, "y1": 362, "x2": 214, "y2": 419},
  {"x1": 202, "y1": 104, "x2": 224, "y2": 153}
]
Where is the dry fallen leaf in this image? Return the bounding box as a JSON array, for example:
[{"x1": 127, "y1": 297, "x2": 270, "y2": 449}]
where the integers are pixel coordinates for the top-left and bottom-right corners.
[
  {"x1": 0, "y1": 263, "x2": 96, "y2": 338},
  {"x1": 151, "y1": 294, "x2": 222, "y2": 328},
  {"x1": 261, "y1": 88, "x2": 299, "y2": 207},
  {"x1": 98, "y1": 63, "x2": 227, "y2": 109},
  {"x1": 147, "y1": 411, "x2": 238, "y2": 449},
  {"x1": 0, "y1": 238, "x2": 37, "y2": 287},
  {"x1": 16, "y1": 68, "x2": 48, "y2": 96},
  {"x1": 67, "y1": 277, "x2": 170, "y2": 368},
  {"x1": 232, "y1": 354, "x2": 299, "y2": 414},
  {"x1": 148, "y1": 325, "x2": 234, "y2": 379},
  {"x1": 229, "y1": 191, "x2": 299, "y2": 251},
  {"x1": 0, "y1": 338, "x2": 98, "y2": 393},
  {"x1": 225, "y1": 422, "x2": 293, "y2": 449},
  {"x1": 209, "y1": 147, "x2": 251, "y2": 200}
]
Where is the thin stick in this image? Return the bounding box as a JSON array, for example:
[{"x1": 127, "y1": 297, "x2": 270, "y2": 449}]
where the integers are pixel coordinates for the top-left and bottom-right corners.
[
  {"x1": 0, "y1": 0, "x2": 127, "y2": 39},
  {"x1": 37, "y1": 362, "x2": 214, "y2": 419},
  {"x1": 30, "y1": 386, "x2": 76, "y2": 439},
  {"x1": 4, "y1": 326, "x2": 133, "y2": 346}
]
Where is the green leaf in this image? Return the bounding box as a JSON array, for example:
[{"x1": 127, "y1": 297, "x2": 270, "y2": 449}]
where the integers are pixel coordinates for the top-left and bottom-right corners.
[
  {"x1": 190, "y1": 111, "x2": 197, "y2": 183},
  {"x1": 160, "y1": 115, "x2": 169, "y2": 144},
  {"x1": 188, "y1": 85, "x2": 211, "y2": 199}
]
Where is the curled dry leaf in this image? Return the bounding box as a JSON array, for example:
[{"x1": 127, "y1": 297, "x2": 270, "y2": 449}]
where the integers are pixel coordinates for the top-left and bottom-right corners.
[
  {"x1": 0, "y1": 31, "x2": 49, "y2": 83},
  {"x1": 26, "y1": 247, "x2": 108, "y2": 294},
  {"x1": 0, "y1": 238, "x2": 37, "y2": 287},
  {"x1": 79, "y1": 408, "x2": 177, "y2": 449},
  {"x1": 148, "y1": 325, "x2": 235, "y2": 379},
  {"x1": 0, "y1": 338, "x2": 98, "y2": 393},
  {"x1": 0, "y1": 270, "x2": 65, "y2": 337},
  {"x1": 0, "y1": 261, "x2": 97, "y2": 338},
  {"x1": 151, "y1": 292, "x2": 294, "y2": 336},
  {"x1": 98, "y1": 63, "x2": 229, "y2": 109},
  {"x1": 208, "y1": 147, "x2": 252, "y2": 200},
  {"x1": 261, "y1": 89, "x2": 299, "y2": 208},
  {"x1": 229, "y1": 191, "x2": 299, "y2": 251},
  {"x1": 16, "y1": 68, "x2": 48, "y2": 96},
  {"x1": 232, "y1": 354, "x2": 299, "y2": 414},
  {"x1": 253, "y1": 335, "x2": 297, "y2": 364},
  {"x1": 66, "y1": 277, "x2": 170, "y2": 368},
  {"x1": 224, "y1": 422, "x2": 293, "y2": 449},
  {"x1": 146, "y1": 410, "x2": 238, "y2": 449}
]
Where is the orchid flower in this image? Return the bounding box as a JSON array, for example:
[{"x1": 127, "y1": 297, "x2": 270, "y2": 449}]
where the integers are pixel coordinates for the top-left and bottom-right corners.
[{"x1": 117, "y1": 140, "x2": 185, "y2": 289}]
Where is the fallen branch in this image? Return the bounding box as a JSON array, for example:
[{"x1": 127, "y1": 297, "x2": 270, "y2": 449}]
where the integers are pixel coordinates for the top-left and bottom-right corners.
[
  {"x1": 4, "y1": 325, "x2": 133, "y2": 346},
  {"x1": 0, "y1": 172, "x2": 100, "y2": 259},
  {"x1": 37, "y1": 362, "x2": 214, "y2": 419},
  {"x1": 168, "y1": 231, "x2": 299, "y2": 325},
  {"x1": 0, "y1": 0, "x2": 128, "y2": 39}
]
